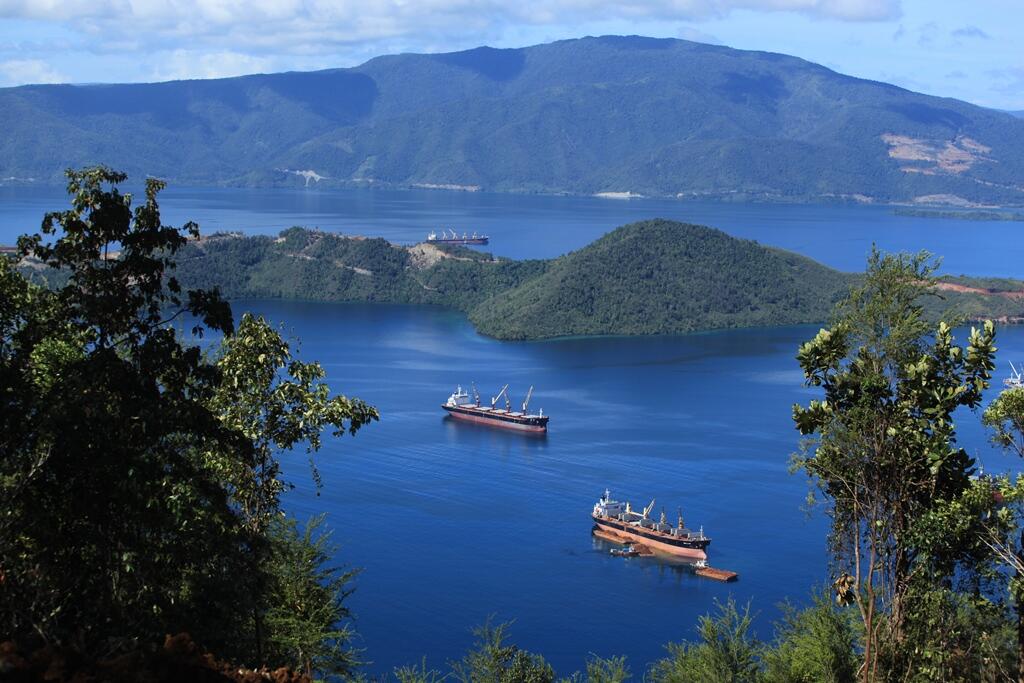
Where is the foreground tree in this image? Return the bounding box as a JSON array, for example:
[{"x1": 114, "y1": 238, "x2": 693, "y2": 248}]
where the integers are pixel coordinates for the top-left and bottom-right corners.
[
  {"x1": 0, "y1": 167, "x2": 247, "y2": 648},
  {"x1": 792, "y1": 250, "x2": 997, "y2": 681},
  {"x1": 0, "y1": 167, "x2": 374, "y2": 677}
]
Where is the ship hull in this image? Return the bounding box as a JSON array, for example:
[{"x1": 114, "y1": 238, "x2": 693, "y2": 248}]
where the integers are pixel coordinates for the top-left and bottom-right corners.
[
  {"x1": 593, "y1": 518, "x2": 708, "y2": 560},
  {"x1": 443, "y1": 405, "x2": 547, "y2": 432}
]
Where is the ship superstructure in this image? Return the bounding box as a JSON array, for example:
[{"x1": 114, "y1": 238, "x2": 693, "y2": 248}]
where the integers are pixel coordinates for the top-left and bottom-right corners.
[
  {"x1": 592, "y1": 490, "x2": 710, "y2": 560},
  {"x1": 427, "y1": 229, "x2": 489, "y2": 245},
  {"x1": 442, "y1": 383, "x2": 548, "y2": 432}
]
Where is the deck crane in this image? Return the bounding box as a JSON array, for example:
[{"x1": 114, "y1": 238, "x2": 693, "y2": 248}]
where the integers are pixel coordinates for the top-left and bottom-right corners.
[
  {"x1": 521, "y1": 385, "x2": 534, "y2": 414},
  {"x1": 471, "y1": 382, "x2": 480, "y2": 405},
  {"x1": 642, "y1": 499, "x2": 657, "y2": 519},
  {"x1": 1006, "y1": 362, "x2": 1024, "y2": 389},
  {"x1": 491, "y1": 384, "x2": 509, "y2": 409}
]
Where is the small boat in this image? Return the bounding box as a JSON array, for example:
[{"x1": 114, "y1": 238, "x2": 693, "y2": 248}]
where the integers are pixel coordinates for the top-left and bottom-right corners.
[{"x1": 610, "y1": 546, "x2": 640, "y2": 558}]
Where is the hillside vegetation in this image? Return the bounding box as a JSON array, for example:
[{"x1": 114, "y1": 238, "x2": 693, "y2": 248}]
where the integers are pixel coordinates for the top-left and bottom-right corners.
[
  {"x1": 2, "y1": 36, "x2": 1023, "y2": 205},
  {"x1": 164, "y1": 219, "x2": 1024, "y2": 340}
]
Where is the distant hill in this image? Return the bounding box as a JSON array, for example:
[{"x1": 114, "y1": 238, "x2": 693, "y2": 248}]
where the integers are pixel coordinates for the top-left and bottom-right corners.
[
  {"x1": 18, "y1": 218, "x2": 1022, "y2": 338},
  {"x1": 2, "y1": 36, "x2": 1023, "y2": 205},
  {"x1": 1007, "y1": 110, "x2": 1024, "y2": 119}
]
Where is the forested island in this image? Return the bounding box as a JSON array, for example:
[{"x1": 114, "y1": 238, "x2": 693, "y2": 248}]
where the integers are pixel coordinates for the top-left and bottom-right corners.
[{"x1": 55, "y1": 219, "x2": 1021, "y2": 340}]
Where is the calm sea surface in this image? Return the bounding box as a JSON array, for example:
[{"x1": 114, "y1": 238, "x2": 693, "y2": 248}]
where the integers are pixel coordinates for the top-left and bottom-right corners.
[
  {"x1": 2, "y1": 184, "x2": 1024, "y2": 277},
  {"x1": 3, "y1": 186, "x2": 1022, "y2": 674},
  {"x1": 241, "y1": 300, "x2": 1022, "y2": 676}
]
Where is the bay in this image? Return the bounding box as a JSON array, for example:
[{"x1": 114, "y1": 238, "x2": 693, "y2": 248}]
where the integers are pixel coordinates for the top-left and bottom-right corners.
[
  {"x1": 238, "y1": 299, "x2": 1024, "y2": 676},
  {"x1": 4, "y1": 184, "x2": 1022, "y2": 673},
  {"x1": 2, "y1": 185, "x2": 1024, "y2": 278}
]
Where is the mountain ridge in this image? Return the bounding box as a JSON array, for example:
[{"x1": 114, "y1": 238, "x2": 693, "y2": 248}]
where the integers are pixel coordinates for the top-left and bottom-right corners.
[{"x1": 2, "y1": 35, "x2": 1023, "y2": 205}]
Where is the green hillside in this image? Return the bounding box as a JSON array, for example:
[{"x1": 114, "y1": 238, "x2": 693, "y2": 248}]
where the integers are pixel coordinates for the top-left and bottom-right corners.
[
  {"x1": 468, "y1": 220, "x2": 850, "y2": 338},
  {"x1": 169, "y1": 219, "x2": 850, "y2": 339},
  {"x1": 2, "y1": 36, "x2": 1023, "y2": 204}
]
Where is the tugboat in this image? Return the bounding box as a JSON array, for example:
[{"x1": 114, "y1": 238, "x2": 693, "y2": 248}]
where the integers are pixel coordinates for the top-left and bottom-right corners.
[
  {"x1": 442, "y1": 384, "x2": 549, "y2": 432},
  {"x1": 426, "y1": 229, "x2": 489, "y2": 245},
  {"x1": 591, "y1": 490, "x2": 710, "y2": 560}
]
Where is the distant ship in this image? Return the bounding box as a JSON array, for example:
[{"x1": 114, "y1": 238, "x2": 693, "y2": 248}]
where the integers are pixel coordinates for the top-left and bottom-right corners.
[
  {"x1": 1005, "y1": 362, "x2": 1024, "y2": 389},
  {"x1": 592, "y1": 490, "x2": 710, "y2": 560},
  {"x1": 442, "y1": 384, "x2": 548, "y2": 432},
  {"x1": 427, "y1": 229, "x2": 489, "y2": 245}
]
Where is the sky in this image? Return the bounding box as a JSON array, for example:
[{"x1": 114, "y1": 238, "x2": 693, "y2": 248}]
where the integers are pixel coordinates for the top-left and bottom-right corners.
[{"x1": 0, "y1": 0, "x2": 1021, "y2": 110}]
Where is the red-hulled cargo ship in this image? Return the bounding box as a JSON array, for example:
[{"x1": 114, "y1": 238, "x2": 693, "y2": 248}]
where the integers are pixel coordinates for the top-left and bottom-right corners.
[
  {"x1": 442, "y1": 384, "x2": 548, "y2": 432},
  {"x1": 592, "y1": 490, "x2": 710, "y2": 560}
]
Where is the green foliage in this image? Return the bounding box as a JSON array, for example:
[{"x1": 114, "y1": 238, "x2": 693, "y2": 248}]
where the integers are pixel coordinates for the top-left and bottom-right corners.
[
  {"x1": 582, "y1": 655, "x2": 631, "y2": 683},
  {"x1": 263, "y1": 514, "x2": 360, "y2": 678},
  {"x1": 450, "y1": 619, "x2": 556, "y2": 683},
  {"x1": 3, "y1": 37, "x2": 1024, "y2": 204},
  {"x1": 648, "y1": 598, "x2": 762, "y2": 683},
  {"x1": 0, "y1": 168, "x2": 372, "y2": 680},
  {"x1": 983, "y1": 387, "x2": 1024, "y2": 458},
  {"x1": 792, "y1": 248, "x2": 998, "y2": 680},
  {"x1": 0, "y1": 167, "x2": 247, "y2": 650},
  {"x1": 469, "y1": 220, "x2": 850, "y2": 339},
  {"x1": 172, "y1": 220, "x2": 853, "y2": 341},
  {"x1": 761, "y1": 595, "x2": 858, "y2": 683},
  {"x1": 209, "y1": 312, "x2": 379, "y2": 532}
]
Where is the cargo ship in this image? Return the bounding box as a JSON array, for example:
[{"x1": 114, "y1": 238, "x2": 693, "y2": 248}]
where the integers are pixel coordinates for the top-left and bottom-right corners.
[
  {"x1": 427, "y1": 229, "x2": 489, "y2": 245},
  {"x1": 592, "y1": 490, "x2": 710, "y2": 560},
  {"x1": 442, "y1": 384, "x2": 548, "y2": 432}
]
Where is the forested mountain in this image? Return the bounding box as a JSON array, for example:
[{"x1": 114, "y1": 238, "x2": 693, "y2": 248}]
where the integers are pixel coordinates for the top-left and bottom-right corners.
[
  {"x1": 33, "y1": 219, "x2": 990, "y2": 340},
  {"x1": 2, "y1": 36, "x2": 1023, "y2": 204}
]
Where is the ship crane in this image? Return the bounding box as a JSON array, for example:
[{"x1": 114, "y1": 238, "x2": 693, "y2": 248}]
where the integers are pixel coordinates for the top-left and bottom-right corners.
[
  {"x1": 642, "y1": 499, "x2": 657, "y2": 519},
  {"x1": 522, "y1": 385, "x2": 534, "y2": 413},
  {"x1": 491, "y1": 384, "x2": 509, "y2": 409},
  {"x1": 471, "y1": 383, "x2": 481, "y2": 405},
  {"x1": 1007, "y1": 362, "x2": 1024, "y2": 389}
]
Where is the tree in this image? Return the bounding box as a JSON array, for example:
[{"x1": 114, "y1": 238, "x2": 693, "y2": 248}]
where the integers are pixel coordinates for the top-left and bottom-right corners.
[
  {"x1": 0, "y1": 168, "x2": 376, "y2": 681},
  {"x1": 0, "y1": 166, "x2": 249, "y2": 649},
  {"x1": 450, "y1": 619, "x2": 557, "y2": 683},
  {"x1": 263, "y1": 514, "x2": 360, "y2": 678},
  {"x1": 792, "y1": 249, "x2": 997, "y2": 681},
  {"x1": 647, "y1": 598, "x2": 762, "y2": 683},
  {"x1": 206, "y1": 312, "x2": 378, "y2": 664},
  {"x1": 983, "y1": 387, "x2": 1024, "y2": 681}
]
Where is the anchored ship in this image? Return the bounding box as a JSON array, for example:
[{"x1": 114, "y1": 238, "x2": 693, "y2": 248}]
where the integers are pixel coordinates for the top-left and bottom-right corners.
[
  {"x1": 427, "y1": 229, "x2": 489, "y2": 245},
  {"x1": 442, "y1": 384, "x2": 548, "y2": 432},
  {"x1": 1005, "y1": 362, "x2": 1023, "y2": 389},
  {"x1": 592, "y1": 490, "x2": 710, "y2": 560}
]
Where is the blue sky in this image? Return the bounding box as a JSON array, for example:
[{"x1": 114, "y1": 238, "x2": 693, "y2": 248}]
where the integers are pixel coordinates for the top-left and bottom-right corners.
[{"x1": 0, "y1": 0, "x2": 1020, "y2": 110}]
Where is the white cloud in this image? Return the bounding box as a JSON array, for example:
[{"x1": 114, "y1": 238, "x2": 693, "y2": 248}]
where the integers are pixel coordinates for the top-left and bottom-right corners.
[
  {"x1": 0, "y1": 0, "x2": 903, "y2": 59},
  {"x1": 149, "y1": 50, "x2": 275, "y2": 82},
  {"x1": 0, "y1": 58, "x2": 65, "y2": 86}
]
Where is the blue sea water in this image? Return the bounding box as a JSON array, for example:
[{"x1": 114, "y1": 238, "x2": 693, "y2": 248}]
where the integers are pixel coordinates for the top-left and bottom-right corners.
[
  {"x1": 3, "y1": 186, "x2": 1023, "y2": 674},
  {"x1": 236, "y1": 300, "x2": 1023, "y2": 676},
  {"x1": 2, "y1": 184, "x2": 1024, "y2": 277}
]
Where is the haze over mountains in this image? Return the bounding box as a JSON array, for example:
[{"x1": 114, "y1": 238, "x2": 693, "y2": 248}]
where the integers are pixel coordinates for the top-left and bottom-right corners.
[{"x1": 2, "y1": 35, "x2": 1023, "y2": 205}]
